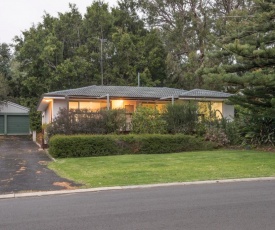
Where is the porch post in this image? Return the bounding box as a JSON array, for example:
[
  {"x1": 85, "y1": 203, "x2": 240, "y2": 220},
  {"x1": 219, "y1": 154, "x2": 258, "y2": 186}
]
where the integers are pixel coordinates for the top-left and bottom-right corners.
[{"x1": 107, "y1": 94, "x2": 110, "y2": 110}]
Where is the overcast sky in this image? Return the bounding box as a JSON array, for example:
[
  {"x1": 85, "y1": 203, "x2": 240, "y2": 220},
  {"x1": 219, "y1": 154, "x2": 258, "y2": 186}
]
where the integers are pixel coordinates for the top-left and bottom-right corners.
[{"x1": 0, "y1": 0, "x2": 118, "y2": 44}]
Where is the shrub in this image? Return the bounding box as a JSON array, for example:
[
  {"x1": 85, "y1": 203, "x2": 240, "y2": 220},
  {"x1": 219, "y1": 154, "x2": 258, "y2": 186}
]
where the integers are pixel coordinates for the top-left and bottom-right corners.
[
  {"x1": 46, "y1": 108, "x2": 126, "y2": 139},
  {"x1": 236, "y1": 112, "x2": 275, "y2": 146},
  {"x1": 131, "y1": 106, "x2": 166, "y2": 134},
  {"x1": 204, "y1": 127, "x2": 229, "y2": 147},
  {"x1": 49, "y1": 134, "x2": 218, "y2": 158},
  {"x1": 100, "y1": 109, "x2": 127, "y2": 134},
  {"x1": 202, "y1": 117, "x2": 240, "y2": 146},
  {"x1": 163, "y1": 102, "x2": 198, "y2": 134}
]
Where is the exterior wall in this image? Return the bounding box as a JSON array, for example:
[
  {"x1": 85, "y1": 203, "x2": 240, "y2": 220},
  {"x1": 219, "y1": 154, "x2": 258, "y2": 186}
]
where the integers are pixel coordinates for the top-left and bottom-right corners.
[
  {"x1": 222, "y1": 104, "x2": 234, "y2": 121},
  {"x1": 53, "y1": 99, "x2": 67, "y2": 119},
  {"x1": 42, "y1": 99, "x2": 67, "y2": 124},
  {"x1": 197, "y1": 101, "x2": 234, "y2": 120},
  {"x1": 44, "y1": 98, "x2": 234, "y2": 126},
  {"x1": 43, "y1": 102, "x2": 52, "y2": 124}
]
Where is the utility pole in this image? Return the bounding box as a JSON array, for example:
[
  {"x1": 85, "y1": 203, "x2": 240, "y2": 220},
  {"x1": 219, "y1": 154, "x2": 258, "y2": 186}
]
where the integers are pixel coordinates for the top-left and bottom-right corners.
[
  {"x1": 138, "y1": 72, "x2": 140, "y2": 87},
  {"x1": 91, "y1": 28, "x2": 107, "y2": 85},
  {"x1": 91, "y1": 37, "x2": 105, "y2": 86}
]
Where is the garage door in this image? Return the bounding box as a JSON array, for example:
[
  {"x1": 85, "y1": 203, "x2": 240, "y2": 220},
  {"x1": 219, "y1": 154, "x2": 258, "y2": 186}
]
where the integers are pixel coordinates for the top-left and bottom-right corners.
[
  {"x1": 0, "y1": 115, "x2": 4, "y2": 134},
  {"x1": 7, "y1": 115, "x2": 30, "y2": 134}
]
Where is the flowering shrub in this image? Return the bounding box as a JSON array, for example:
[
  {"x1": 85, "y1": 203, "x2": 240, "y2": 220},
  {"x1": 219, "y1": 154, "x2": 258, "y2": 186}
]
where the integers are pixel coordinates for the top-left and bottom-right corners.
[{"x1": 204, "y1": 127, "x2": 230, "y2": 147}]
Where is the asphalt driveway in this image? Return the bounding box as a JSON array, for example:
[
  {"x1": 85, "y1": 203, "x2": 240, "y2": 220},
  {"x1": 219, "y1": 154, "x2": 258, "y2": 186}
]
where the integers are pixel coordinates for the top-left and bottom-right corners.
[{"x1": 0, "y1": 136, "x2": 81, "y2": 194}]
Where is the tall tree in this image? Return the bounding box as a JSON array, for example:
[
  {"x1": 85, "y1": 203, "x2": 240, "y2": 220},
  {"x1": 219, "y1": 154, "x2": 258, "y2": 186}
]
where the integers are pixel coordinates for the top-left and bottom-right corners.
[
  {"x1": 136, "y1": 0, "x2": 253, "y2": 89},
  {"x1": 14, "y1": 1, "x2": 168, "y2": 95},
  {"x1": 0, "y1": 43, "x2": 12, "y2": 103},
  {"x1": 206, "y1": 0, "x2": 275, "y2": 145},
  {"x1": 136, "y1": 0, "x2": 212, "y2": 89},
  {"x1": 0, "y1": 74, "x2": 9, "y2": 102},
  {"x1": 0, "y1": 43, "x2": 12, "y2": 80}
]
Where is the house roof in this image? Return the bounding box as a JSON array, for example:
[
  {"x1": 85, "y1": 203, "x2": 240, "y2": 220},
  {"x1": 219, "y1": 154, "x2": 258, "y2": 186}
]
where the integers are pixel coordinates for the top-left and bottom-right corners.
[
  {"x1": 43, "y1": 85, "x2": 187, "y2": 99},
  {"x1": 180, "y1": 89, "x2": 232, "y2": 99},
  {"x1": 38, "y1": 85, "x2": 233, "y2": 111}
]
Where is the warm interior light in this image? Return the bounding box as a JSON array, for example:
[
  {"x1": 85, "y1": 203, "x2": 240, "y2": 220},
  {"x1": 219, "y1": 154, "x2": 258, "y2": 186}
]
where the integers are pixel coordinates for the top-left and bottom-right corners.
[
  {"x1": 112, "y1": 100, "x2": 124, "y2": 109},
  {"x1": 44, "y1": 99, "x2": 52, "y2": 103}
]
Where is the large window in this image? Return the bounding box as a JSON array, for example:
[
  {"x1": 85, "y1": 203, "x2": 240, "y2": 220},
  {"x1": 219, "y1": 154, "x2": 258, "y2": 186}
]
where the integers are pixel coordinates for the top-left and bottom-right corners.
[
  {"x1": 69, "y1": 101, "x2": 107, "y2": 111},
  {"x1": 79, "y1": 102, "x2": 100, "y2": 110},
  {"x1": 141, "y1": 102, "x2": 167, "y2": 112},
  {"x1": 69, "y1": 102, "x2": 78, "y2": 109},
  {"x1": 198, "y1": 102, "x2": 223, "y2": 119}
]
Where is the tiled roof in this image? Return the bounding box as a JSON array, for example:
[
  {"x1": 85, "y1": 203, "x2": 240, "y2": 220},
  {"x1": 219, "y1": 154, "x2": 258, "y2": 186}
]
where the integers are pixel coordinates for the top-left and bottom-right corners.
[
  {"x1": 43, "y1": 86, "x2": 232, "y2": 99},
  {"x1": 44, "y1": 85, "x2": 187, "y2": 99},
  {"x1": 180, "y1": 89, "x2": 232, "y2": 98}
]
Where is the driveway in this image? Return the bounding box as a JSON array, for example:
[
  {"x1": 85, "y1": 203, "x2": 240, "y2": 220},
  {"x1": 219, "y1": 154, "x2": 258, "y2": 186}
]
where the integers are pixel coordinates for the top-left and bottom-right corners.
[{"x1": 0, "y1": 136, "x2": 81, "y2": 194}]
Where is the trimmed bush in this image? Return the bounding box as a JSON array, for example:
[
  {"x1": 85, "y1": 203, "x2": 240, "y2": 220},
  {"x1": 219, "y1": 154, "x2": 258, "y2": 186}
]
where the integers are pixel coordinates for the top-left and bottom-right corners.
[{"x1": 49, "y1": 134, "x2": 218, "y2": 158}]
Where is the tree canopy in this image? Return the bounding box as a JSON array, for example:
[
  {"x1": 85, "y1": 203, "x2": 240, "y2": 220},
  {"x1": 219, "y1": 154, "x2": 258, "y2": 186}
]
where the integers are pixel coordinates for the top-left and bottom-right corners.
[
  {"x1": 1, "y1": 0, "x2": 274, "y2": 145},
  {"x1": 12, "y1": 2, "x2": 166, "y2": 100},
  {"x1": 204, "y1": 0, "x2": 275, "y2": 145}
]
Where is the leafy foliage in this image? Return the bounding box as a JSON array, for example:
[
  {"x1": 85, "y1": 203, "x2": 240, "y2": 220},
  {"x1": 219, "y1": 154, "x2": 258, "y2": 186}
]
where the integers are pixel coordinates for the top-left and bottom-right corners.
[
  {"x1": 13, "y1": 2, "x2": 166, "y2": 100},
  {"x1": 0, "y1": 74, "x2": 9, "y2": 102},
  {"x1": 0, "y1": 43, "x2": 12, "y2": 80},
  {"x1": 163, "y1": 102, "x2": 198, "y2": 134},
  {"x1": 234, "y1": 108, "x2": 275, "y2": 146},
  {"x1": 46, "y1": 108, "x2": 126, "y2": 139},
  {"x1": 135, "y1": 0, "x2": 253, "y2": 89},
  {"x1": 131, "y1": 106, "x2": 166, "y2": 134},
  {"x1": 205, "y1": 0, "x2": 275, "y2": 145},
  {"x1": 2, "y1": 0, "x2": 273, "y2": 147},
  {"x1": 49, "y1": 134, "x2": 217, "y2": 158}
]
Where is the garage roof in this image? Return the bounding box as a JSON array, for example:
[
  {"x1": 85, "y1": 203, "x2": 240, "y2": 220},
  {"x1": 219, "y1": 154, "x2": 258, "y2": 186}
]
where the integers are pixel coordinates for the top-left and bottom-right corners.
[{"x1": 0, "y1": 101, "x2": 29, "y2": 114}]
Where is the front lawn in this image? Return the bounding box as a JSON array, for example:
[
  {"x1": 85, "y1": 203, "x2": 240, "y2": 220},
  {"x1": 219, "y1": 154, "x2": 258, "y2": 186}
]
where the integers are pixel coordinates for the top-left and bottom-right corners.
[{"x1": 48, "y1": 150, "x2": 275, "y2": 188}]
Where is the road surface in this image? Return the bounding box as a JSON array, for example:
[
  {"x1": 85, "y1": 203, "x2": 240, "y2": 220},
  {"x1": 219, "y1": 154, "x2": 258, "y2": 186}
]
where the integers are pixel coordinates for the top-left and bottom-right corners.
[{"x1": 1, "y1": 180, "x2": 275, "y2": 230}]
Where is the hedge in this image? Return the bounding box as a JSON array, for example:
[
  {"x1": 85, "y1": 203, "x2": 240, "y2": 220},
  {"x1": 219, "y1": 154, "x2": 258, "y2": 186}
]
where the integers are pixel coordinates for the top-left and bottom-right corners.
[{"x1": 48, "y1": 134, "x2": 218, "y2": 158}]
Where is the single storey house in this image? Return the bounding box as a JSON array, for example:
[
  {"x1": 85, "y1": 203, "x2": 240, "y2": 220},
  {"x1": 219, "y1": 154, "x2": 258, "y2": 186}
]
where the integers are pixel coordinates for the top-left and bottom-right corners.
[
  {"x1": 0, "y1": 101, "x2": 30, "y2": 135},
  {"x1": 37, "y1": 85, "x2": 234, "y2": 125}
]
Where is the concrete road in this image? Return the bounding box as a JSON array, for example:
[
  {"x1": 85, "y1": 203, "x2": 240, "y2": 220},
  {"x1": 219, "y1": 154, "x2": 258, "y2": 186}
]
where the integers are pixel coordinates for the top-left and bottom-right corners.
[{"x1": 1, "y1": 180, "x2": 275, "y2": 230}]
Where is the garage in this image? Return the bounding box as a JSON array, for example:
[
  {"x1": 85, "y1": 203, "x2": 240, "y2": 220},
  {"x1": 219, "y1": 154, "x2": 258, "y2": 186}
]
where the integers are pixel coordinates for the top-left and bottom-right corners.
[
  {"x1": 0, "y1": 115, "x2": 4, "y2": 134},
  {"x1": 0, "y1": 102, "x2": 30, "y2": 135}
]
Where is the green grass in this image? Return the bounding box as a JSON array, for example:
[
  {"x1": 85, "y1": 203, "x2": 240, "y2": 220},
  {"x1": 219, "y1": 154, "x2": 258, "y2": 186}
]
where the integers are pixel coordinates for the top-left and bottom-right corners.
[{"x1": 48, "y1": 150, "x2": 275, "y2": 188}]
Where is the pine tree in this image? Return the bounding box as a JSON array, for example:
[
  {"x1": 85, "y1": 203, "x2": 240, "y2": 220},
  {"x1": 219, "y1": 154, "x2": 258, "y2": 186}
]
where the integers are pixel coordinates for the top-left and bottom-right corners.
[{"x1": 207, "y1": 0, "x2": 275, "y2": 145}]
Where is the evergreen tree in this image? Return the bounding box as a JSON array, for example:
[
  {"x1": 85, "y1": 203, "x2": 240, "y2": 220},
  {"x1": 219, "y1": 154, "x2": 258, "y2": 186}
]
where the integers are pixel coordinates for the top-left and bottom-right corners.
[
  {"x1": 207, "y1": 0, "x2": 275, "y2": 145},
  {"x1": 0, "y1": 73, "x2": 9, "y2": 102},
  {"x1": 135, "y1": 0, "x2": 252, "y2": 89},
  {"x1": 0, "y1": 43, "x2": 12, "y2": 80}
]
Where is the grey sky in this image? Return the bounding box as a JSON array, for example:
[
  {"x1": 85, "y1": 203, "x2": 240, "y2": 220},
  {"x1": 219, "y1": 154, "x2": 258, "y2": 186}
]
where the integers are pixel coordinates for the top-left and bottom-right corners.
[{"x1": 0, "y1": 0, "x2": 118, "y2": 44}]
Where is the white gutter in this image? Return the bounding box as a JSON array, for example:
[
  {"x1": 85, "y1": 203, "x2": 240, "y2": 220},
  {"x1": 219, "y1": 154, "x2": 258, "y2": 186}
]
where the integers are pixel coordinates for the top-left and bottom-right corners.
[
  {"x1": 43, "y1": 96, "x2": 66, "y2": 100},
  {"x1": 179, "y1": 97, "x2": 225, "y2": 101},
  {"x1": 98, "y1": 94, "x2": 110, "y2": 110},
  {"x1": 160, "y1": 95, "x2": 175, "y2": 105}
]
